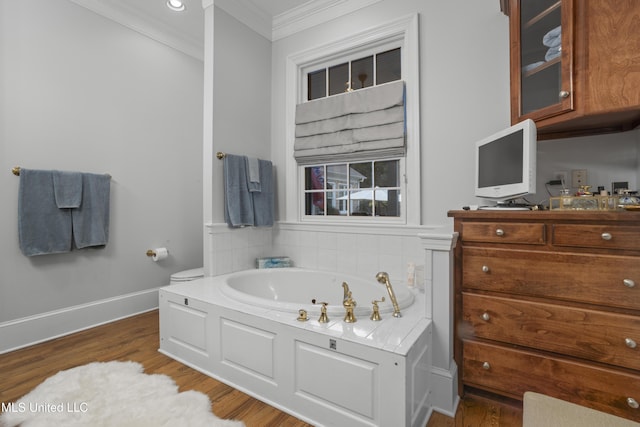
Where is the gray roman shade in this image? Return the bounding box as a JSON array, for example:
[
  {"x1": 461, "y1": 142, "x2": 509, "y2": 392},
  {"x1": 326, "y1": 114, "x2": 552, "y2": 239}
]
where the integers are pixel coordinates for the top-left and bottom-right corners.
[{"x1": 294, "y1": 80, "x2": 405, "y2": 164}]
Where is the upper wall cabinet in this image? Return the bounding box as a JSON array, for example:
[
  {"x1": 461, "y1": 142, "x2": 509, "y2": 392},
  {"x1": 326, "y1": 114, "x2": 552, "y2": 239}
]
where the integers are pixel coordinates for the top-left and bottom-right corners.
[{"x1": 509, "y1": 0, "x2": 640, "y2": 139}]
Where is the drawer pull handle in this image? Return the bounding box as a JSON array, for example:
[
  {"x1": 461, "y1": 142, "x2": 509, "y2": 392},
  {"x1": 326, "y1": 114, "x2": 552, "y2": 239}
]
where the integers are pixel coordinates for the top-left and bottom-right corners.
[
  {"x1": 481, "y1": 312, "x2": 490, "y2": 321},
  {"x1": 482, "y1": 362, "x2": 491, "y2": 370},
  {"x1": 495, "y1": 229, "x2": 505, "y2": 237},
  {"x1": 628, "y1": 398, "x2": 639, "y2": 409},
  {"x1": 482, "y1": 265, "x2": 490, "y2": 273},
  {"x1": 623, "y1": 279, "x2": 636, "y2": 288},
  {"x1": 601, "y1": 232, "x2": 612, "y2": 241},
  {"x1": 626, "y1": 338, "x2": 637, "y2": 349}
]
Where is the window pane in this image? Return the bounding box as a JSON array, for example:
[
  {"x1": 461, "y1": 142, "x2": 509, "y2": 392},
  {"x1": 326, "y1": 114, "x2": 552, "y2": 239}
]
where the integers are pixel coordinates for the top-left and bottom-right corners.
[
  {"x1": 305, "y1": 166, "x2": 325, "y2": 190},
  {"x1": 376, "y1": 48, "x2": 401, "y2": 84},
  {"x1": 374, "y1": 160, "x2": 400, "y2": 187},
  {"x1": 329, "y1": 62, "x2": 349, "y2": 95},
  {"x1": 308, "y1": 69, "x2": 326, "y2": 101},
  {"x1": 326, "y1": 164, "x2": 348, "y2": 187},
  {"x1": 350, "y1": 191, "x2": 372, "y2": 216},
  {"x1": 350, "y1": 162, "x2": 373, "y2": 188},
  {"x1": 376, "y1": 189, "x2": 400, "y2": 217},
  {"x1": 351, "y1": 56, "x2": 373, "y2": 90},
  {"x1": 327, "y1": 190, "x2": 348, "y2": 215},
  {"x1": 305, "y1": 193, "x2": 325, "y2": 215}
]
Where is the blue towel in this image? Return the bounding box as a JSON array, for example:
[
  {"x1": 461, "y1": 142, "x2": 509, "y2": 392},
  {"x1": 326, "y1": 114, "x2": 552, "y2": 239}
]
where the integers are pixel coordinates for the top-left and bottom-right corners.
[
  {"x1": 224, "y1": 155, "x2": 255, "y2": 227},
  {"x1": 18, "y1": 169, "x2": 73, "y2": 256},
  {"x1": 52, "y1": 170, "x2": 83, "y2": 208},
  {"x1": 252, "y1": 159, "x2": 274, "y2": 227},
  {"x1": 246, "y1": 157, "x2": 261, "y2": 192},
  {"x1": 72, "y1": 173, "x2": 111, "y2": 248}
]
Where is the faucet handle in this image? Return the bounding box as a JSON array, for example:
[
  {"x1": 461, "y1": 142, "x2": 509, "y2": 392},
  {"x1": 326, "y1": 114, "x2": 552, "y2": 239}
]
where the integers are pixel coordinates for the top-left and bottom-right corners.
[
  {"x1": 370, "y1": 297, "x2": 386, "y2": 321},
  {"x1": 312, "y1": 299, "x2": 330, "y2": 323}
]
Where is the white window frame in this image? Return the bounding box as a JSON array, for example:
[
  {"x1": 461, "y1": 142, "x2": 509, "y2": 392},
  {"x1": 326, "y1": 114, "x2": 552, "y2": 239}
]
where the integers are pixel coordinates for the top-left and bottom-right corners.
[{"x1": 285, "y1": 13, "x2": 421, "y2": 225}]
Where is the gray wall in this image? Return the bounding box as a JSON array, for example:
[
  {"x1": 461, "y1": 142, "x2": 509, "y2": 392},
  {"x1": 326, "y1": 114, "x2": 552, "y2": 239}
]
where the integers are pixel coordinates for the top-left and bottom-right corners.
[
  {"x1": 270, "y1": 0, "x2": 639, "y2": 225},
  {"x1": 271, "y1": 0, "x2": 513, "y2": 226},
  {"x1": 0, "y1": 0, "x2": 203, "y2": 322}
]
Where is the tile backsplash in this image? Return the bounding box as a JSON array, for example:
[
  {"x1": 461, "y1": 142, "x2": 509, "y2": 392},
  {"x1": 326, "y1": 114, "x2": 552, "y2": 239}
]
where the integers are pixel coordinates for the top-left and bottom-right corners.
[{"x1": 206, "y1": 222, "x2": 433, "y2": 287}]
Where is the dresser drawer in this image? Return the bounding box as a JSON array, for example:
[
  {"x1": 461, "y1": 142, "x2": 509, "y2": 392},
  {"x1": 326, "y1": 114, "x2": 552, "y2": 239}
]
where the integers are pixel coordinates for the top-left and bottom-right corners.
[
  {"x1": 553, "y1": 224, "x2": 640, "y2": 251},
  {"x1": 461, "y1": 222, "x2": 545, "y2": 245},
  {"x1": 462, "y1": 247, "x2": 640, "y2": 310},
  {"x1": 462, "y1": 340, "x2": 640, "y2": 421},
  {"x1": 463, "y1": 293, "x2": 640, "y2": 370}
]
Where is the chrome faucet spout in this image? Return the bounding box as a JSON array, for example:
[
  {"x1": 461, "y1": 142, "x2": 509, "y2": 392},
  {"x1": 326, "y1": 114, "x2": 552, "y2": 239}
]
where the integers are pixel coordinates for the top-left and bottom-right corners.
[{"x1": 376, "y1": 272, "x2": 402, "y2": 318}]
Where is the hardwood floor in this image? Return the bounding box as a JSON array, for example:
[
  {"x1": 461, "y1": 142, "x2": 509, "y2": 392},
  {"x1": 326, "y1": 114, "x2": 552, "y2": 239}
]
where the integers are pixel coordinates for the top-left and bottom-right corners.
[{"x1": 0, "y1": 311, "x2": 522, "y2": 426}]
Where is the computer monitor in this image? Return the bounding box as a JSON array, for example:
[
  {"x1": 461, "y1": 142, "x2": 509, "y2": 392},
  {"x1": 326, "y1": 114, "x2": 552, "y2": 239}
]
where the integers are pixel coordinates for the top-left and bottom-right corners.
[{"x1": 474, "y1": 119, "x2": 537, "y2": 203}]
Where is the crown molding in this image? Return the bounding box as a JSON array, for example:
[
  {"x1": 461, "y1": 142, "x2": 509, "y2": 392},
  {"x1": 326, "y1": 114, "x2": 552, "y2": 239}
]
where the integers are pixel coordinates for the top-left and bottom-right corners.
[
  {"x1": 69, "y1": 0, "x2": 204, "y2": 61},
  {"x1": 272, "y1": 0, "x2": 383, "y2": 41},
  {"x1": 215, "y1": 0, "x2": 384, "y2": 42}
]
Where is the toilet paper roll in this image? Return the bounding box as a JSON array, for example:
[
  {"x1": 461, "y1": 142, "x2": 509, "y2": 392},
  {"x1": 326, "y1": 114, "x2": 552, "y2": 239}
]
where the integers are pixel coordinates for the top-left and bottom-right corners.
[{"x1": 152, "y1": 247, "x2": 169, "y2": 262}]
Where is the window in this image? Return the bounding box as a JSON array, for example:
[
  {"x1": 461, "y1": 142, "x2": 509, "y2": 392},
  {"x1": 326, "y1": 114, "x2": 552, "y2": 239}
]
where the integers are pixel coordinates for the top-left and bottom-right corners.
[
  {"x1": 307, "y1": 48, "x2": 401, "y2": 100},
  {"x1": 304, "y1": 160, "x2": 401, "y2": 217},
  {"x1": 285, "y1": 14, "x2": 420, "y2": 224}
]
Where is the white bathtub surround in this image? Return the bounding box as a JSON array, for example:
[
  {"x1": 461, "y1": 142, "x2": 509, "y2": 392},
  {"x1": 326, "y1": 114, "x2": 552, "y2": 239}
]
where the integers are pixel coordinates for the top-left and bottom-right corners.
[
  {"x1": 160, "y1": 270, "x2": 432, "y2": 427},
  {"x1": 201, "y1": 220, "x2": 460, "y2": 419},
  {"x1": 418, "y1": 229, "x2": 459, "y2": 417}
]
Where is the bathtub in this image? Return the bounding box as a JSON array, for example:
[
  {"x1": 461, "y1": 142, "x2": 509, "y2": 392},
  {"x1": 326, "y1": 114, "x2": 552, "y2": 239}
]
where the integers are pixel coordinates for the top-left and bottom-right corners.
[
  {"x1": 220, "y1": 268, "x2": 415, "y2": 316},
  {"x1": 159, "y1": 268, "x2": 432, "y2": 427}
]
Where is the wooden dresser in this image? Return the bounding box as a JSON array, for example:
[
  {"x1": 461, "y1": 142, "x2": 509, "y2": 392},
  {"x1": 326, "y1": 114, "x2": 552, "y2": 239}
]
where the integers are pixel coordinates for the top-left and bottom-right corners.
[{"x1": 448, "y1": 210, "x2": 640, "y2": 422}]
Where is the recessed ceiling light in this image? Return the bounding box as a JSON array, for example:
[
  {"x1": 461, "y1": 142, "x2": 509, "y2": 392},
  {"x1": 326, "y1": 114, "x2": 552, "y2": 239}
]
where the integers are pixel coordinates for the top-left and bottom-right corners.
[{"x1": 166, "y1": 0, "x2": 185, "y2": 12}]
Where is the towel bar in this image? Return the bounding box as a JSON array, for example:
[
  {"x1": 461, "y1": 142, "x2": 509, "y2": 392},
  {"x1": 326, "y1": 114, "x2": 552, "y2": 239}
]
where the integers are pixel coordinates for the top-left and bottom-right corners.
[
  {"x1": 11, "y1": 167, "x2": 112, "y2": 179},
  {"x1": 216, "y1": 152, "x2": 226, "y2": 159}
]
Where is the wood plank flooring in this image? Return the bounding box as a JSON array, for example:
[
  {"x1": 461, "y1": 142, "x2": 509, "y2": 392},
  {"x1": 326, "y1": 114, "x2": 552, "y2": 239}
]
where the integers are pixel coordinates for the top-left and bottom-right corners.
[{"x1": 0, "y1": 310, "x2": 522, "y2": 426}]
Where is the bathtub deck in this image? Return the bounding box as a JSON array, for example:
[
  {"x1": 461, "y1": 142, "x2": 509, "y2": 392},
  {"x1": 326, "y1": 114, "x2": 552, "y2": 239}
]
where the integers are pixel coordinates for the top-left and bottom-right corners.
[{"x1": 163, "y1": 275, "x2": 429, "y2": 356}]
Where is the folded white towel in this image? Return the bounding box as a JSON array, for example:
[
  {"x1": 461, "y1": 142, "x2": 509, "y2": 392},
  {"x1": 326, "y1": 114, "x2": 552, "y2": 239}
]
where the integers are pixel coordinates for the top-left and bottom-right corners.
[
  {"x1": 543, "y1": 25, "x2": 561, "y2": 48},
  {"x1": 545, "y1": 45, "x2": 561, "y2": 61}
]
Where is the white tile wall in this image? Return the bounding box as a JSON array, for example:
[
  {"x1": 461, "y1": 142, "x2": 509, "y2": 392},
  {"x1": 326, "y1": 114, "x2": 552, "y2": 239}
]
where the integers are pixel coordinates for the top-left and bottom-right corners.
[{"x1": 206, "y1": 222, "x2": 439, "y2": 286}]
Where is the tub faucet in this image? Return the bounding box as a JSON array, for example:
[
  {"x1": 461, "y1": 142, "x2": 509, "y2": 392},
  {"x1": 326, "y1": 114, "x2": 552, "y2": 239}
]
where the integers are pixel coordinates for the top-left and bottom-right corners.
[
  {"x1": 342, "y1": 282, "x2": 357, "y2": 323},
  {"x1": 376, "y1": 272, "x2": 402, "y2": 318}
]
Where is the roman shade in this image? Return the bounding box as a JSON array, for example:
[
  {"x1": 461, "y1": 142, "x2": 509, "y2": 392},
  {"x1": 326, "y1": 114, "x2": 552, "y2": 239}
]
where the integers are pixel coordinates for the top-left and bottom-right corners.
[{"x1": 294, "y1": 80, "x2": 405, "y2": 164}]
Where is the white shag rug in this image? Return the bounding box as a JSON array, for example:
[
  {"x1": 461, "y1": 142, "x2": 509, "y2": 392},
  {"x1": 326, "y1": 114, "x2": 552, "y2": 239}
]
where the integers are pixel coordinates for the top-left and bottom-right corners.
[{"x1": 0, "y1": 361, "x2": 245, "y2": 427}]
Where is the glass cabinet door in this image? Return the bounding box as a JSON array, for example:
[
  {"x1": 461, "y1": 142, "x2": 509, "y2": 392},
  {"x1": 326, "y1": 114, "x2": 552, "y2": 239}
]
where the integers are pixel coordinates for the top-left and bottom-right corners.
[{"x1": 511, "y1": 0, "x2": 574, "y2": 122}]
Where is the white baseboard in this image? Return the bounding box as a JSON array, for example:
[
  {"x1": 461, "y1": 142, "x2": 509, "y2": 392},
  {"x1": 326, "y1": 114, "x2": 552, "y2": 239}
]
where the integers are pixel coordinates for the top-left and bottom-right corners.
[
  {"x1": 0, "y1": 289, "x2": 159, "y2": 354},
  {"x1": 430, "y1": 364, "x2": 460, "y2": 417}
]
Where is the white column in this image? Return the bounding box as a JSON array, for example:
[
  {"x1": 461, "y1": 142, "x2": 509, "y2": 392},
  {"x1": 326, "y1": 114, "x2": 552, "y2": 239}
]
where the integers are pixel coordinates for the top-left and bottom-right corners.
[
  {"x1": 418, "y1": 229, "x2": 459, "y2": 417},
  {"x1": 202, "y1": 0, "x2": 214, "y2": 276}
]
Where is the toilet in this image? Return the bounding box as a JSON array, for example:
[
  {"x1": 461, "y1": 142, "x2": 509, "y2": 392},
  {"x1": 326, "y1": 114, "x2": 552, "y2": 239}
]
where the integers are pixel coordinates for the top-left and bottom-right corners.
[{"x1": 169, "y1": 267, "x2": 204, "y2": 284}]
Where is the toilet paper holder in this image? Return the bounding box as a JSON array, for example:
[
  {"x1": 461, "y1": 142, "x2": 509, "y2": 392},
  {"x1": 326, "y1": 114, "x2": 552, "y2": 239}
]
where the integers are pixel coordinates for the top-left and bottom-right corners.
[
  {"x1": 146, "y1": 248, "x2": 169, "y2": 258},
  {"x1": 146, "y1": 248, "x2": 169, "y2": 262}
]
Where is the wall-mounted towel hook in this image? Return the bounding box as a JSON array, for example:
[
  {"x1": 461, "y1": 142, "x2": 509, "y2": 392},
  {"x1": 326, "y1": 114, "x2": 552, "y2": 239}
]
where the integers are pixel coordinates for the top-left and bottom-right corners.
[{"x1": 216, "y1": 152, "x2": 226, "y2": 159}]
